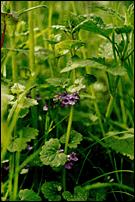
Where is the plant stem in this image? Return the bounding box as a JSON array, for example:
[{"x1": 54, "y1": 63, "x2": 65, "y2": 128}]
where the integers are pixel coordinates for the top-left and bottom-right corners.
[
  {"x1": 105, "y1": 95, "x2": 114, "y2": 119},
  {"x1": 119, "y1": 79, "x2": 127, "y2": 125},
  {"x1": 64, "y1": 106, "x2": 74, "y2": 154},
  {"x1": 10, "y1": 2, "x2": 17, "y2": 82},
  {"x1": 8, "y1": 154, "x2": 14, "y2": 201},
  {"x1": 28, "y1": 1, "x2": 37, "y2": 128},
  {"x1": 13, "y1": 152, "x2": 20, "y2": 201},
  {"x1": 63, "y1": 106, "x2": 74, "y2": 191}
]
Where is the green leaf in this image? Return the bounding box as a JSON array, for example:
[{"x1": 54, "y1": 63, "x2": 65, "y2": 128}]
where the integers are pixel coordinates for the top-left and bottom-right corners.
[
  {"x1": 8, "y1": 138, "x2": 27, "y2": 152},
  {"x1": 41, "y1": 181, "x2": 62, "y2": 201},
  {"x1": 105, "y1": 129, "x2": 134, "y2": 159},
  {"x1": 67, "y1": 77, "x2": 86, "y2": 93},
  {"x1": 11, "y1": 83, "x2": 25, "y2": 94},
  {"x1": 60, "y1": 130, "x2": 83, "y2": 149},
  {"x1": 96, "y1": 5, "x2": 125, "y2": 21},
  {"x1": 73, "y1": 14, "x2": 113, "y2": 38},
  {"x1": 60, "y1": 59, "x2": 92, "y2": 73},
  {"x1": 40, "y1": 138, "x2": 67, "y2": 167},
  {"x1": 115, "y1": 25, "x2": 133, "y2": 34},
  {"x1": 87, "y1": 57, "x2": 127, "y2": 76},
  {"x1": 19, "y1": 189, "x2": 41, "y2": 201},
  {"x1": 46, "y1": 77, "x2": 70, "y2": 87},
  {"x1": 51, "y1": 25, "x2": 68, "y2": 32},
  {"x1": 18, "y1": 127, "x2": 39, "y2": 141},
  {"x1": 55, "y1": 40, "x2": 85, "y2": 57},
  {"x1": 46, "y1": 34, "x2": 62, "y2": 45},
  {"x1": 62, "y1": 186, "x2": 89, "y2": 201},
  {"x1": 8, "y1": 127, "x2": 39, "y2": 152},
  {"x1": 19, "y1": 108, "x2": 29, "y2": 118},
  {"x1": 21, "y1": 97, "x2": 38, "y2": 108}
]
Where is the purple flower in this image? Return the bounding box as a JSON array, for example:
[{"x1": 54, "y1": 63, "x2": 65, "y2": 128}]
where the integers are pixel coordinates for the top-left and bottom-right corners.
[
  {"x1": 3, "y1": 165, "x2": 9, "y2": 171},
  {"x1": 67, "y1": 152, "x2": 78, "y2": 162},
  {"x1": 53, "y1": 92, "x2": 80, "y2": 107},
  {"x1": 64, "y1": 152, "x2": 78, "y2": 170},
  {"x1": 64, "y1": 161, "x2": 74, "y2": 169}
]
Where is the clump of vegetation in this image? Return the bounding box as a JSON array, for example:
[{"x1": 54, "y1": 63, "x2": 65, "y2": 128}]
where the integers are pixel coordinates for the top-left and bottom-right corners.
[{"x1": 1, "y1": 1, "x2": 134, "y2": 201}]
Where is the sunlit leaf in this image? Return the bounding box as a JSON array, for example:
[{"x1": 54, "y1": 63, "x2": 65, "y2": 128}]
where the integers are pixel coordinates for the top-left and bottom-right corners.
[
  {"x1": 40, "y1": 138, "x2": 67, "y2": 167},
  {"x1": 11, "y1": 83, "x2": 25, "y2": 94},
  {"x1": 19, "y1": 189, "x2": 41, "y2": 201},
  {"x1": 8, "y1": 138, "x2": 27, "y2": 152}
]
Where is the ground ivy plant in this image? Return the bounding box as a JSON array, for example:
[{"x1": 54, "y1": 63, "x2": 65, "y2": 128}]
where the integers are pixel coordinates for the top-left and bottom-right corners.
[{"x1": 1, "y1": 1, "x2": 134, "y2": 201}]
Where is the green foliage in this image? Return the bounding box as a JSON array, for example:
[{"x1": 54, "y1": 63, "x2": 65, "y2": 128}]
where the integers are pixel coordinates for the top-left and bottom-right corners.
[
  {"x1": 55, "y1": 40, "x2": 85, "y2": 57},
  {"x1": 115, "y1": 25, "x2": 133, "y2": 34},
  {"x1": 87, "y1": 57, "x2": 127, "y2": 76},
  {"x1": 11, "y1": 83, "x2": 25, "y2": 94},
  {"x1": 41, "y1": 181, "x2": 62, "y2": 201},
  {"x1": 60, "y1": 56, "x2": 126, "y2": 76},
  {"x1": 1, "y1": 1, "x2": 134, "y2": 202},
  {"x1": 89, "y1": 189, "x2": 106, "y2": 201},
  {"x1": 72, "y1": 14, "x2": 113, "y2": 38},
  {"x1": 40, "y1": 138, "x2": 67, "y2": 167},
  {"x1": 8, "y1": 127, "x2": 39, "y2": 152},
  {"x1": 67, "y1": 77, "x2": 86, "y2": 93},
  {"x1": 19, "y1": 189, "x2": 41, "y2": 201},
  {"x1": 105, "y1": 129, "x2": 134, "y2": 160},
  {"x1": 60, "y1": 130, "x2": 83, "y2": 149},
  {"x1": 60, "y1": 59, "x2": 93, "y2": 73},
  {"x1": 62, "y1": 186, "x2": 89, "y2": 201}
]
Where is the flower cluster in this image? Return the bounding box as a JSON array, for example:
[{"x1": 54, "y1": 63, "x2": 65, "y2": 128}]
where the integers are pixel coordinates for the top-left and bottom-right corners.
[
  {"x1": 64, "y1": 152, "x2": 78, "y2": 170},
  {"x1": 53, "y1": 92, "x2": 80, "y2": 107}
]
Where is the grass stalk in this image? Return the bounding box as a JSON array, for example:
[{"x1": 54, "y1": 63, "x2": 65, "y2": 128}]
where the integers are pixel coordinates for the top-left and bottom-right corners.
[{"x1": 28, "y1": 1, "x2": 37, "y2": 128}]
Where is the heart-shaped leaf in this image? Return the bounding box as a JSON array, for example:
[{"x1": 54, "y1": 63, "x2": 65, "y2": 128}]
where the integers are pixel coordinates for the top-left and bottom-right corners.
[
  {"x1": 19, "y1": 189, "x2": 41, "y2": 201},
  {"x1": 40, "y1": 138, "x2": 67, "y2": 167},
  {"x1": 41, "y1": 181, "x2": 62, "y2": 201}
]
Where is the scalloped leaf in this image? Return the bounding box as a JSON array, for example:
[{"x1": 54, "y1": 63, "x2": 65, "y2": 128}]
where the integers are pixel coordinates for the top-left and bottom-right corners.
[
  {"x1": 19, "y1": 189, "x2": 41, "y2": 201},
  {"x1": 41, "y1": 181, "x2": 62, "y2": 201},
  {"x1": 105, "y1": 129, "x2": 134, "y2": 160},
  {"x1": 18, "y1": 127, "x2": 39, "y2": 141},
  {"x1": 62, "y1": 186, "x2": 89, "y2": 201},
  {"x1": 60, "y1": 130, "x2": 83, "y2": 149},
  {"x1": 8, "y1": 127, "x2": 39, "y2": 152},
  {"x1": 40, "y1": 138, "x2": 67, "y2": 167},
  {"x1": 8, "y1": 138, "x2": 27, "y2": 152}
]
